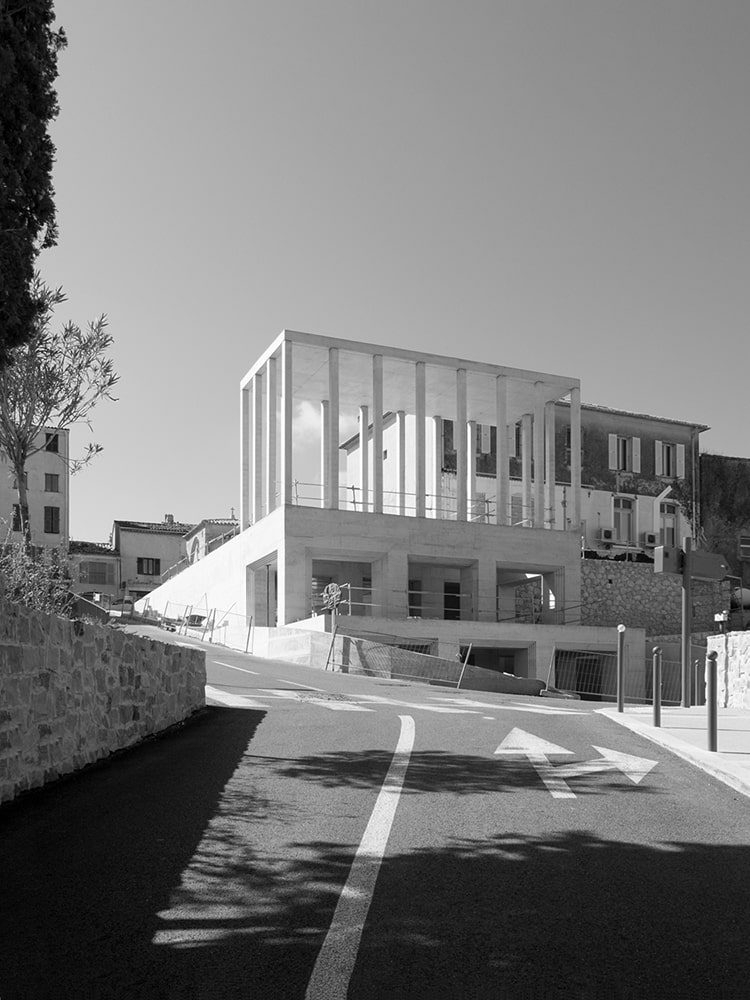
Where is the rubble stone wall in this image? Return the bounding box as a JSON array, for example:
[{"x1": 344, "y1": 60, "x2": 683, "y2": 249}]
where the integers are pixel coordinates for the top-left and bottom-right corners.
[
  {"x1": 0, "y1": 595, "x2": 205, "y2": 804},
  {"x1": 581, "y1": 560, "x2": 729, "y2": 634},
  {"x1": 707, "y1": 632, "x2": 750, "y2": 709}
]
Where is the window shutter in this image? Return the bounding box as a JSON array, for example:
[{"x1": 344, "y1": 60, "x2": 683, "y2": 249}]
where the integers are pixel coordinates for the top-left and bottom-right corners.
[
  {"x1": 632, "y1": 437, "x2": 641, "y2": 473},
  {"x1": 608, "y1": 434, "x2": 618, "y2": 470},
  {"x1": 654, "y1": 440, "x2": 663, "y2": 476},
  {"x1": 676, "y1": 443, "x2": 685, "y2": 478}
]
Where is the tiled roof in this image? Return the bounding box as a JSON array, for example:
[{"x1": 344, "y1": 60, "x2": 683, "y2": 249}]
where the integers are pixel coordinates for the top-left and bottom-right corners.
[
  {"x1": 69, "y1": 540, "x2": 116, "y2": 556},
  {"x1": 114, "y1": 520, "x2": 196, "y2": 535}
]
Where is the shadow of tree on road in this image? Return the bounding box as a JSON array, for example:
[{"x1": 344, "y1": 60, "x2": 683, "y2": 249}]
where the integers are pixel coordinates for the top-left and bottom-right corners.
[{"x1": 2, "y1": 708, "x2": 750, "y2": 999}]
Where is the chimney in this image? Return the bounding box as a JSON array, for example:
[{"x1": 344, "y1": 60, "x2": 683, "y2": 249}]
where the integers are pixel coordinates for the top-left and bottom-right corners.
[{"x1": 165, "y1": 513, "x2": 174, "y2": 524}]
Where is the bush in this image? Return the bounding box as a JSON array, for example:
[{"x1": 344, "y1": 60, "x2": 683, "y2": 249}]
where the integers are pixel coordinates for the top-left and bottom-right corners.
[{"x1": 0, "y1": 540, "x2": 73, "y2": 616}]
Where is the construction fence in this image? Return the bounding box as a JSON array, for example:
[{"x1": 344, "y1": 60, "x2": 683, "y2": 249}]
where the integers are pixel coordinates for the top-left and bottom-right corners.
[{"x1": 549, "y1": 643, "x2": 709, "y2": 705}]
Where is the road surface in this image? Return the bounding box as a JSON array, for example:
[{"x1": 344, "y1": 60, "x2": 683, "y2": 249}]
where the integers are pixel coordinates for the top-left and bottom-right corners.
[{"x1": 2, "y1": 634, "x2": 749, "y2": 998}]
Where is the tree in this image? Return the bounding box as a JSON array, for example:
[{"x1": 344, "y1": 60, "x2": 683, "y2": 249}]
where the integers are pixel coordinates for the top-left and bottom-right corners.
[
  {"x1": 0, "y1": 0, "x2": 66, "y2": 368},
  {"x1": 0, "y1": 278, "x2": 118, "y2": 543}
]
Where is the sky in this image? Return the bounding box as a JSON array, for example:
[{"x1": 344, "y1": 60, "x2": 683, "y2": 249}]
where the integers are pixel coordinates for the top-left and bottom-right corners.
[{"x1": 42, "y1": 0, "x2": 750, "y2": 544}]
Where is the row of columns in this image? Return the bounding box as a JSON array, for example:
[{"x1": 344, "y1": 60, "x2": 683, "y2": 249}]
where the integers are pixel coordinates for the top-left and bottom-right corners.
[{"x1": 241, "y1": 342, "x2": 582, "y2": 530}]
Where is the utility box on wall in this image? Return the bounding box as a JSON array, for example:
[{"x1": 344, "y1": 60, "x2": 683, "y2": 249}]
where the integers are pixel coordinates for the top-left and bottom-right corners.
[{"x1": 654, "y1": 546, "x2": 682, "y2": 575}]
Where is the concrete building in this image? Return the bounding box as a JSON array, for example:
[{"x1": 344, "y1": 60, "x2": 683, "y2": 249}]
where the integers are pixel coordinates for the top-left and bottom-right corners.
[
  {"x1": 141, "y1": 331, "x2": 647, "y2": 683},
  {"x1": 0, "y1": 428, "x2": 70, "y2": 549}
]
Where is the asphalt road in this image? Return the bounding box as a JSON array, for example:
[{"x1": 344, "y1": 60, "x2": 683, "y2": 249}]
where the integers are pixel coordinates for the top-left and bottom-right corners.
[{"x1": 2, "y1": 634, "x2": 750, "y2": 999}]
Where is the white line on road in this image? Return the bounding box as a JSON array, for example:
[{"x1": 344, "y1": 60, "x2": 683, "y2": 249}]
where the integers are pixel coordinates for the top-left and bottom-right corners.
[
  {"x1": 211, "y1": 660, "x2": 259, "y2": 675},
  {"x1": 305, "y1": 715, "x2": 415, "y2": 1000},
  {"x1": 205, "y1": 685, "x2": 268, "y2": 709},
  {"x1": 355, "y1": 694, "x2": 478, "y2": 714}
]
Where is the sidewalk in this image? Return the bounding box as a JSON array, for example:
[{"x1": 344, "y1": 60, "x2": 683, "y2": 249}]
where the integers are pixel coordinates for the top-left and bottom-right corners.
[{"x1": 598, "y1": 704, "x2": 750, "y2": 799}]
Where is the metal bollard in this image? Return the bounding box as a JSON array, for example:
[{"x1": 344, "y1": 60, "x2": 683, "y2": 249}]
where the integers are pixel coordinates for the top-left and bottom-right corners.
[
  {"x1": 616, "y1": 624, "x2": 626, "y2": 712},
  {"x1": 652, "y1": 647, "x2": 662, "y2": 728},
  {"x1": 706, "y1": 650, "x2": 718, "y2": 752}
]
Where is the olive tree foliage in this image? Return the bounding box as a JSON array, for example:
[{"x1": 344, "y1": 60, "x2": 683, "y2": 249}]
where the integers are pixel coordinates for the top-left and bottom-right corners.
[
  {"x1": 0, "y1": 0, "x2": 66, "y2": 368},
  {"x1": 0, "y1": 279, "x2": 118, "y2": 542}
]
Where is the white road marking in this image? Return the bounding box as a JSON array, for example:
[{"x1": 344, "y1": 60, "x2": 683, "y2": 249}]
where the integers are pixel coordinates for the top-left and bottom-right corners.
[
  {"x1": 494, "y1": 728, "x2": 658, "y2": 798},
  {"x1": 307, "y1": 698, "x2": 374, "y2": 712},
  {"x1": 277, "y1": 678, "x2": 327, "y2": 691},
  {"x1": 355, "y1": 694, "x2": 479, "y2": 714},
  {"x1": 211, "y1": 660, "x2": 259, "y2": 675},
  {"x1": 305, "y1": 715, "x2": 415, "y2": 1000},
  {"x1": 205, "y1": 685, "x2": 268, "y2": 709},
  {"x1": 430, "y1": 696, "x2": 586, "y2": 715}
]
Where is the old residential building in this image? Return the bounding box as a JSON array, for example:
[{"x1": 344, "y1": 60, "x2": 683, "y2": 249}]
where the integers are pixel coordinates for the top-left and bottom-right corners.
[
  {"x1": 0, "y1": 428, "x2": 70, "y2": 549},
  {"x1": 113, "y1": 515, "x2": 195, "y2": 603}
]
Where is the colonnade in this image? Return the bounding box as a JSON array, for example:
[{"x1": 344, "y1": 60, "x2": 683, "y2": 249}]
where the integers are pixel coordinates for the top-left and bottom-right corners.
[{"x1": 241, "y1": 339, "x2": 582, "y2": 531}]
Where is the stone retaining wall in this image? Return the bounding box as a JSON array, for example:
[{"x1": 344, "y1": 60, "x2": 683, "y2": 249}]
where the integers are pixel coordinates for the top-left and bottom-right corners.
[
  {"x1": 707, "y1": 632, "x2": 750, "y2": 709},
  {"x1": 581, "y1": 560, "x2": 729, "y2": 634},
  {"x1": 0, "y1": 594, "x2": 206, "y2": 805}
]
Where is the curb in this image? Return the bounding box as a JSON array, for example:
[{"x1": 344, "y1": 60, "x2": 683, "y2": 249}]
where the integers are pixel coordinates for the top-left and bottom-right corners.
[{"x1": 598, "y1": 709, "x2": 750, "y2": 800}]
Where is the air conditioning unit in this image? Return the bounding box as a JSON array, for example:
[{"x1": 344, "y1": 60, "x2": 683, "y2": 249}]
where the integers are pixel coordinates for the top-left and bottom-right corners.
[
  {"x1": 599, "y1": 528, "x2": 615, "y2": 543},
  {"x1": 642, "y1": 531, "x2": 658, "y2": 547}
]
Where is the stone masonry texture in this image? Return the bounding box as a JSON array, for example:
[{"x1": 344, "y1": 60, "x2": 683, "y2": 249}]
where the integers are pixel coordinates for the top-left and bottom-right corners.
[
  {"x1": 581, "y1": 560, "x2": 729, "y2": 635},
  {"x1": 708, "y1": 632, "x2": 750, "y2": 710},
  {"x1": 0, "y1": 593, "x2": 206, "y2": 804}
]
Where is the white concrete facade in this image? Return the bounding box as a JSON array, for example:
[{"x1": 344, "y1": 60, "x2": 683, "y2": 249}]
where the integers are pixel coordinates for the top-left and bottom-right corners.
[{"x1": 142, "y1": 332, "x2": 650, "y2": 684}]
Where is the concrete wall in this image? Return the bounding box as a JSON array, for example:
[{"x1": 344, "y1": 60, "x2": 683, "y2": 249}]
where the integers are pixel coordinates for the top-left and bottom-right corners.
[
  {"x1": 581, "y1": 559, "x2": 729, "y2": 635},
  {"x1": 0, "y1": 593, "x2": 206, "y2": 805},
  {"x1": 707, "y1": 632, "x2": 750, "y2": 709}
]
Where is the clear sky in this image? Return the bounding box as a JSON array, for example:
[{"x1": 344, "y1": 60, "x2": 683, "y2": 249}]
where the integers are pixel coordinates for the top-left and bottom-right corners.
[{"x1": 43, "y1": 0, "x2": 749, "y2": 544}]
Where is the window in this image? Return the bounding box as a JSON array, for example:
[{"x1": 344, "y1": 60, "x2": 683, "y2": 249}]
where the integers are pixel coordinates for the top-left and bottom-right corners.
[
  {"x1": 564, "y1": 427, "x2": 584, "y2": 468},
  {"x1": 45, "y1": 473, "x2": 59, "y2": 492},
  {"x1": 136, "y1": 557, "x2": 161, "y2": 576},
  {"x1": 739, "y1": 535, "x2": 750, "y2": 561},
  {"x1": 655, "y1": 440, "x2": 685, "y2": 479},
  {"x1": 613, "y1": 497, "x2": 634, "y2": 544},
  {"x1": 608, "y1": 434, "x2": 641, "y2": 473},
  {"x1": 45, "y1": 432, "x2": 59, "y2": 453},
  {"x1": 12, "y1": 504, "x2": 28, "y2": 532},
  {"x1": 443, "y1": 581, "x2": 461, "y2": 620},
  {"x1": 80, "y1": 561, "x2": 115, "y2": 586},
  {"x1": 660, "y1": 501, "x2": 678, "y2": 548},
  {"x1": 44, "y1": 506, "x2": 60, "y2": 534}
]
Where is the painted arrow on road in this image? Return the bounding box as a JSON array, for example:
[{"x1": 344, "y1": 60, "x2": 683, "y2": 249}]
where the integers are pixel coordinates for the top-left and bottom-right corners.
[{"x1": 494, "y1": 727, "x2": 658, "y2": 799}]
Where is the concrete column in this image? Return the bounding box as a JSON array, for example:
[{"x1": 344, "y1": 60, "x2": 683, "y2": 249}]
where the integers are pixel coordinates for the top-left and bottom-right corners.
[
  {"x1": 495, "y1": 375, "x2": 508, "y2": 526},
  {"x1": 253, "y1": 372, "x2": 264, "y2": 522},
  {"x1": 460, "y1": 564, "x2": 476, "y2": 621},
  {"x1": 320, "y1": 400, "x2": 330, "y2": 508},
  {"x1": 432, "y1": 416, "x2": 443, "y2": 518},
  {"x1": 570, "y1": 386, "x2": 582, "y2": 530},
  {"x1": 328, "y1": 347, "x2": 339, "y2": 510},
  {"x1": 240, "y1": 385, "x2": 251, "y2": 527},
  {"x1": 467, "y1": 419, "x2": 477, "y2": 521},
  {"x1": 265, "y1": 355, "x2": 277, "y2": 514},
  {"x1": 534, "y1": 382, "x2": 545, "y2": 528},
  {"x1": 521, "y1": 413, "x2": 533, "y2": 526},
  {"x1": 397, "y1": 409, "x2": 407, "y2": 515},
  {"x1": 415, "y1": 361, "x2": 426, "y2": 517},
  {"x1": 373, "y1": 354, "x2": 384, "y2": 514},
  {"x1": 280, "y1": 339, "x2": 293, "y2": 505},
  {"x1": 456, "y1": 368, "x2": 468, "y2": 521},
  {"x1": 359, "y1": 404, "x2": 369, "y2": 512},
  {"x1": 378, "y1": 548, "x2": 408, "y2": 618},
  {"x1": 477, "y1": 553, "x2": 497, "y2": 622},
  {"x1": 545, "y1": 399, "x2": 556, "y2": 529}
]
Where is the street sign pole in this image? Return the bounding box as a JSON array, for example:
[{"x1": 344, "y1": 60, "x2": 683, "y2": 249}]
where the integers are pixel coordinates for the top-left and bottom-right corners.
[{"x1": 681, "y1": 536, "x2": 692, "y2": 708}]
